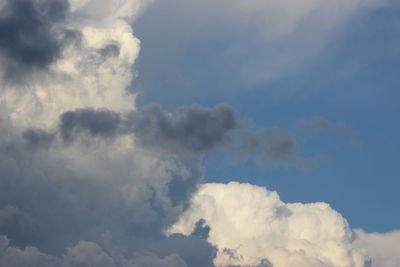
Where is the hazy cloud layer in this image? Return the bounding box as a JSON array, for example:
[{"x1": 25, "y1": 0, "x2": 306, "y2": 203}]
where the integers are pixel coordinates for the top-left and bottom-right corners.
[
  {"x1": 238, "y1": 128, "x2": 297, "y2": 160},
  {"x1": 302, "y1": 117, "x2": 358, "y2": 144},
  {"x1": 133, "y1": 0, "x2": 384, "y2": 106}
]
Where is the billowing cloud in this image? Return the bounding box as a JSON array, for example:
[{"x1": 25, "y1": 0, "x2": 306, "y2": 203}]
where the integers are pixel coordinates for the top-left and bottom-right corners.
[
  {"x1": 353, "y1": 230, "x2": 400, "y2": 267},
  {"x1": 169, "y1": 182, "x2": 369, "y2": 267}
]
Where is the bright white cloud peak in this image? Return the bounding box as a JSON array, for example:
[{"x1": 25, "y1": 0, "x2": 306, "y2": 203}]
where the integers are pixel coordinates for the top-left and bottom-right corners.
[
  {"x1": 0, "y1": 0, "x2": 399, "y2": 267},
  {"x1": 169, "y1": 182, "x2": 366, "y2": 267}
]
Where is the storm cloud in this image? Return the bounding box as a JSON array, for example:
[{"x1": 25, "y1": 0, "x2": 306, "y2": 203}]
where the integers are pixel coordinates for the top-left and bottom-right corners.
[{"x1": 0, "y1": 0, "x2": 70, "y2": 79}]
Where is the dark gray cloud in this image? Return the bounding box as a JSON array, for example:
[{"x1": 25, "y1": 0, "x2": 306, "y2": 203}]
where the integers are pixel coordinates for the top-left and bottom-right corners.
[
  {"x1": 0, "y1": 108, "x2": 218, "y2": 266},
  {"x1": 148, "y1": 233, "x2": 216, "y2": 267},
  {"x1": 58, "y1": 104, "x2": 238, "y2": 154},
  {"x1": 51, "y1": 104, "x2": 301, "y2": 163},
  {"x1": 22, "y1": 128, "x2": 55, "y2": 149},
  {"x1": 59, "y1": 109, "x2": 122, "y2": 142},
  {"x1": 302, "y1": 117, "x2": 357, "y2": 144},
  {"x1": 0, "y1": 235, "x2": 211, "y2": 267},
  {"x1": 237, "y1": 128, "x2": 297, "y2": 161},
  {"x1": 256, "y1": 259, "x2": 274, "y2": 267},
  {"x1": 127, "y1": 104, "x2": 238, "y2": 154},
  {"x1": 262, "y1": 128, "x2": 297, "y2": 161},
  {"x1": 99, "y1": 43, "x2": 121, "y2": 58},
  {"x1": 0, "y1": 134, "x2": 214, "y2": 265},
  {"x1": 190, "y1": 219, "x2": 210, "y2": 240},
  {"x1": 0, "y1": 0, "x2": 70, "y2": 80}
]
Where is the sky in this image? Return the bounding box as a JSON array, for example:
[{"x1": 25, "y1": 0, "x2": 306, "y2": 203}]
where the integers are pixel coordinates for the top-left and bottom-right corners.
[{"x1": 0, "y1": 0, "x2": 399, "y2": 267}]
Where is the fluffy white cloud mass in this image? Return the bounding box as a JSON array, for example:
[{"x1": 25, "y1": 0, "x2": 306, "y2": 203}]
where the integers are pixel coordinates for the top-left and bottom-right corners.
[
  {"x1": 169, "y1": 182, "x2": 400, "y2": 267},
  {"x1": 353, "y1": 230, "x2": 400, "y2": 267}
]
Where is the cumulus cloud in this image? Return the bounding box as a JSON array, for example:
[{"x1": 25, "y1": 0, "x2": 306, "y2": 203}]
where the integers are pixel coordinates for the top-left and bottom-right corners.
[
  {"x1": 169, "y1": 182, "x2": 370, "y2": 267},
  {"x1": 353, "y1": 230, "x2": 400, "y2": 267}
]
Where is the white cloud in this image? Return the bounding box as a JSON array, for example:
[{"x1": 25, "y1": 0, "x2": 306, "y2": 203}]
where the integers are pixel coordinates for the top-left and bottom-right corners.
[
  {"x1": 353, "y1": 230, "x2": 400, "y2": 267},
  {"x1": 169, "y1": 182, "x2": 369, "y2": 267}
]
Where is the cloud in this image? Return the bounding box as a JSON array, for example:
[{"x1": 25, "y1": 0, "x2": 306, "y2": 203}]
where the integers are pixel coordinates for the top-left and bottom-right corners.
[
  {"x1": 169, "y1": 182, "x2": 369, "y2": 267},
  {"x1": 353, "y1": 230, "x2": 400, "y2": 267},
  {"x1": 239, "y1": 128, "x2": 297, "y2": 161},
  {"x1": 59, "y1": 109, "x2": 122, "y2": 142},
  {"x1": 0, "y1": 0, "x2": 69, "y2": 79},
  {"x1": 21, "y1": 128, "x2": 55, "y2": 149},
  {"x1": 128, "y1": 252, "x2": 188, "y2": 267},
  {"x1": 302, "y1": 117, "x2": 358, "y2": 144},
  {"x1": 127, "y1": 104, "x2": 237, "y2": 154},
  {"x1": 0, "y1": 235, "x2": 199, "y2": 267},
  {"x1": 236, "y1": 127, "x2": 314, "y2": 169},
  {"x1": 261, "y1": 128, "x2": 297, "y2": 161},
  {"x1": 46, "y1": 105, "x2": 303, "y2": 163},
  {"x1": 56, "y1": 103, "x2": 237, "y2": 154},
  {"x1": 190, "y1": 219, "x2": 211, "y2": 240},
  {"x1": 133, "y1": 0, "x2": 385, "y2": 107},
  {"x1": 0, "y1": 1, "x2": 398, "y2": 267},
  {"x1": 0, "y1": 0, "x2": 147, "y2": 128}
]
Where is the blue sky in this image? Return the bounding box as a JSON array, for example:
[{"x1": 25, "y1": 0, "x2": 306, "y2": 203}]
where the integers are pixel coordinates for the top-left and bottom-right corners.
[{"x1": 133, "y1": 0, "x2": 400, "y2": 233}]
